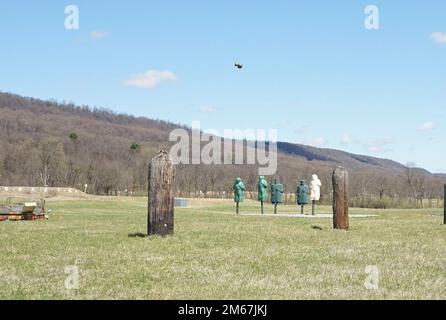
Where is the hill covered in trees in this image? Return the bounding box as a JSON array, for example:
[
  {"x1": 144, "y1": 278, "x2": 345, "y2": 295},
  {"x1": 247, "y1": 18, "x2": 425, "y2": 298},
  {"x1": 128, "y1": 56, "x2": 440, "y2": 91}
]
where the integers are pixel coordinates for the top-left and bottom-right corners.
[{"x1": 0, "y1": 92, "x2": 444, "y2": 207}]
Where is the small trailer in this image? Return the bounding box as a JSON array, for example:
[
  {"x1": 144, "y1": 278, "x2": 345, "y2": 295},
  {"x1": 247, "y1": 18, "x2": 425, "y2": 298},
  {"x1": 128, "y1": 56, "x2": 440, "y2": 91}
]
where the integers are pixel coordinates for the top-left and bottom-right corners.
[{"x1": 0, "y1": 199, "x2": 47, "y2": 222}]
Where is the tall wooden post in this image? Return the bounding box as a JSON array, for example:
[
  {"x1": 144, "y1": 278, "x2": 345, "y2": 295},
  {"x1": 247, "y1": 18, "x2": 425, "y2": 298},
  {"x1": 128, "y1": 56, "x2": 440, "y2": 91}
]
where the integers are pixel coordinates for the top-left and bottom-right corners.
[
  {"x1": 333, "y1": 166, "x2": 349, "y2": 230},
  {"x1": 148, "y1": 150, "x2": 175, "y2": 236},
  {"x1": 443, "y1": 185, "x2": 446, "y2": 225}
]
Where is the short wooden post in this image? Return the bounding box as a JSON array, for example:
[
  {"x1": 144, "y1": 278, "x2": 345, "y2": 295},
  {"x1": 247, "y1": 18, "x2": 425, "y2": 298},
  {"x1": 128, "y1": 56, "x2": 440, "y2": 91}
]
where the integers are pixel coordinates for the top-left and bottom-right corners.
[
  {"x1": 312, "y1": 200, "x2": 315, "y2": 215},
  {"x1": 261, "y1": 201, "x2": 264, "y2": 215},
  {"x1": 301, "y1": 204, "x2": 304, "y2": 215},
  {"x1": 148, "y1": 150, "x2": 175, "y2": 236},
  {"x1": 333, "y1": 166, "x2": 349, "y2": 230},
  {"x1": 274, "y1": 204, "x2": 277, "y2": 214},
  {"x1": 236, "y1": 202, "x2": 240, "y2": 215}
]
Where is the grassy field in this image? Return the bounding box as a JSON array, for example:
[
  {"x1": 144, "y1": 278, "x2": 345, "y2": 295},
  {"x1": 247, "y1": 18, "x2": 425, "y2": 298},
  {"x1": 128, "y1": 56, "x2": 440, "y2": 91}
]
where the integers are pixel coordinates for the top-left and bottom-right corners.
[{"x1": 0, "y1": 197, "x2": 444, "y2": 300}]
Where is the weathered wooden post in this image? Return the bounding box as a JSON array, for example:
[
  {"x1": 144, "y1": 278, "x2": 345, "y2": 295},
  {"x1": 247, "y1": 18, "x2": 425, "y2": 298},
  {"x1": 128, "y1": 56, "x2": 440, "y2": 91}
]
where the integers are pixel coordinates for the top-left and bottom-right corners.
[
  {"x1": 443, "y1": 185, "x2": 446, "y2": 225},
  {"x1": 148, "y1": 150, "x2": 175, "y2": 236},
  {"x1": 333, "y1": 166, "x2": 349, "y2": 230}
]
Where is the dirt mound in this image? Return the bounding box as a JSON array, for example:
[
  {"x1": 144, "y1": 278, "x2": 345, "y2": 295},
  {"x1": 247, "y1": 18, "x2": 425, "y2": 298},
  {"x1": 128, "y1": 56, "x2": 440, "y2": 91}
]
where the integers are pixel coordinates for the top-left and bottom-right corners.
[{"x1": 0, "y1": 187, "x2": 94, "y2": 201}]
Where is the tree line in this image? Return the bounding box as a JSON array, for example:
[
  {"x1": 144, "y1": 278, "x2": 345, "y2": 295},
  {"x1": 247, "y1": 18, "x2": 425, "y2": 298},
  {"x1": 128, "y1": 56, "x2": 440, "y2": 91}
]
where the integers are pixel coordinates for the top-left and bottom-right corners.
[{"x1": 0, "y1": 92, "x2": 444, "y2": 208}]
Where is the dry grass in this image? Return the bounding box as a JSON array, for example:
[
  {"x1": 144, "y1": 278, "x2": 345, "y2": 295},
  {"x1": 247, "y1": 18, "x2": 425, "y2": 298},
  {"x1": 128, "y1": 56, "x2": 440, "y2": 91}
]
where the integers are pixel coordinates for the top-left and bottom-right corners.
[{"x1": 0, "y1": 197, "x2": 444, "y2": 300}]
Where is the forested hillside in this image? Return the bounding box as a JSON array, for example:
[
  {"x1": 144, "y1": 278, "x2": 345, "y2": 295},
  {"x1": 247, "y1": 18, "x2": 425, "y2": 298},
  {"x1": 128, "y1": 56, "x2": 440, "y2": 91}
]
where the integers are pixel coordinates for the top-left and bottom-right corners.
[{"x1": 0, "y1": 92, "x2": 444, "y2": 207}]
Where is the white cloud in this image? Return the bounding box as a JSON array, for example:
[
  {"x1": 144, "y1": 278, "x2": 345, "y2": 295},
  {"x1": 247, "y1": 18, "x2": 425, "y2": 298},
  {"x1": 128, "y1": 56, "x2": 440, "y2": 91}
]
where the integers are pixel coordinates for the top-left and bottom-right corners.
[
  {"x1": 340, "y1": 134, "x2": 352, "y2": 145},
  {"x1": 124, "y1": 70, "x2": 177, "y2": 89},
  {"x1": 417, "y1": 121, "x2": 436, "y2": 132},
  {"x1": 366, "y1": 136, "x2": 394, "y2": 153},
  {"x1": 303, "y1": 137, "x2": 327, "y2": 147},
  {"x1": 90, "y1": 31, "x2": 109, "y2": 39},
  {"x1": 199, "y1": 105, "x2": 218, "y2": 113},
  {"x1": 430, "y1": 32, "x2": 446, "y2": 44},
  {"x1": 368, "y1": 146, "x2": 384, "y2": 153},
  {"x1": 329, "y1": 133, "x2": 396, "y2": 153}
]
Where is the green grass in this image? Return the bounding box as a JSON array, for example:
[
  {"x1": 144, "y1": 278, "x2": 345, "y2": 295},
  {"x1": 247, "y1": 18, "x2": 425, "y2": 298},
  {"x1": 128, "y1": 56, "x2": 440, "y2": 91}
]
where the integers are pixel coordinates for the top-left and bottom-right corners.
[{"x1": 0, "y1": 197, "x2": 444, "y2": 300}]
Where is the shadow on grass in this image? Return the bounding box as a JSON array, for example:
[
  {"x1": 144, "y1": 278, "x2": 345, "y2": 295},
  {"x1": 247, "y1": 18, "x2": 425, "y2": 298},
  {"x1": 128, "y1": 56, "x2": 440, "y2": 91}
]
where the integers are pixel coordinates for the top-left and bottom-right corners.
[{"x1": 128, "y1": 232, "x2": 148, "y2": 238}]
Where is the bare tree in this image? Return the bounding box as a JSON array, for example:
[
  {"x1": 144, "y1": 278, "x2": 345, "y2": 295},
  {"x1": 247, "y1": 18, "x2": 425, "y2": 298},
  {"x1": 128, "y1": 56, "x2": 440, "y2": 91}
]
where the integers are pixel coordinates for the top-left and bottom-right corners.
[{"x1": 405, "y1": 162, "x2": 417, "y2": 207}]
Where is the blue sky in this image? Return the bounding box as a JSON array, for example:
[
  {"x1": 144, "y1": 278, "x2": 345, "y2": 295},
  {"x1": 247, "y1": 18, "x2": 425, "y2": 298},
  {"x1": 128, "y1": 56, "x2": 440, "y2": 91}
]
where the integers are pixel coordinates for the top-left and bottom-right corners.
[{"x1": 1, "y1": 1, "x2": 445, "y2": 172}]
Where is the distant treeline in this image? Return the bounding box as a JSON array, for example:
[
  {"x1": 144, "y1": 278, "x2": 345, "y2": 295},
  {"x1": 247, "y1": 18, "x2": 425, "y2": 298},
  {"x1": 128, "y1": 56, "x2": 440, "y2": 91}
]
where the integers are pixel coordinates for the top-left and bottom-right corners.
[{"x1": 0, "y1": 92, "x2": 444, "y2": 208}]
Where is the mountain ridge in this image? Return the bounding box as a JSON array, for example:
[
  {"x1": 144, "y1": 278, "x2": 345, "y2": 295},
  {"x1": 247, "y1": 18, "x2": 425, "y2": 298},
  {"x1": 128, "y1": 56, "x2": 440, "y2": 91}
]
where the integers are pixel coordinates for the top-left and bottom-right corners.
[
  {"x1": 0, "y1": 91, "x2": 443, "y2": 200},
  {"x1": 0, "y1": 91, "x2": 416, "y2": 173},
  {"x1": 276, "y1": 142, "x2": 407, "y2": 172}
]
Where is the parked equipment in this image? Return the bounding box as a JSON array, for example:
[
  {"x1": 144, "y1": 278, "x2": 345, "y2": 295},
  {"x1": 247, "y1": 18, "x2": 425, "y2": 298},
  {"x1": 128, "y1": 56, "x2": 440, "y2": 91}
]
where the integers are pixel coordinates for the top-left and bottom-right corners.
[{"x1": 0, "y1": 199, "x2": 47, "y2": 222}]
